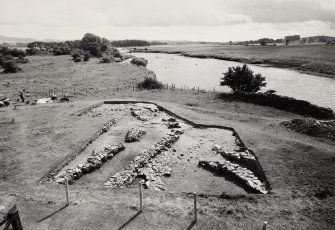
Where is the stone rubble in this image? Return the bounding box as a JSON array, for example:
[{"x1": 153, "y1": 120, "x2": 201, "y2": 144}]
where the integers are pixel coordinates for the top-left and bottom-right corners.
[
  {"x1": 125, "y1": 128, "x2": 146, "y2": 142},
  {"x1": 129, "y1": 103, "x2": 160, "y2": 121},
  {"x1": 131, "y1": 108, "x2": 149, "y2": 121},
  {"x1": 137, "y1": 151, "x2": 172, "y2": 190},
  {"x1": 54, "y1": 143, "x2": 125, "y2": 184},
  {"x1": 212, "y1": 144, "x2": 256, "y2": 161},
  {"x1": 105, "y1": 129, "x2": 184, "y2": 189},
  {"x1": 162, "y1": 117, "x2": 181, "y2": 129},
  {"x1": 198, "y1": 160, "x2": 268, "y2": 194}
]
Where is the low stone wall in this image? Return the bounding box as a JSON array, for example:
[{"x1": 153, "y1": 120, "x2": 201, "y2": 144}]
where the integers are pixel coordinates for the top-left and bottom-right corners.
[
  {"x1": 125, "y1": 128, "x2": 146, "y2": 142},
  {"x1": 199, "y1": 160, "x2": 268, "y2": 194},
  {"x1": 54, "y1": 143, "x2": 125, "y2": 184},
  {"x1": 40, "y1": 119, "x2": 117, "y2": 183},
  {"x1": 105, "y1": 129, "x2": 184, "y2": 188}
]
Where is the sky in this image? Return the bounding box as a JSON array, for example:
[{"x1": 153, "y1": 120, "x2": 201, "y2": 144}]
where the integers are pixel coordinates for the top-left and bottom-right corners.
[{"x1": 1, "y1": 0, "x2": 335, "y2": 42}]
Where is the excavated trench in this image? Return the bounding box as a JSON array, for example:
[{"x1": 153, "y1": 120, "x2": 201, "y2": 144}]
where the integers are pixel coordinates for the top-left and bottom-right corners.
[{"x1": 49, "y1": 101, "x2": 270, "y2": 194}]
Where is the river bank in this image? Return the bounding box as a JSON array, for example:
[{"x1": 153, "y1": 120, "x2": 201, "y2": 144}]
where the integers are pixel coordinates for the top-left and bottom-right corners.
[{"x1": 130, "y1": 44, "x2": 335, "y2": 79}]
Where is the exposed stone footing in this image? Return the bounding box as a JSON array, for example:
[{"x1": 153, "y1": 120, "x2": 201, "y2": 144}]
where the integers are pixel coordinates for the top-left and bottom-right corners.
[
  {"x1": 125, "y1": 128, "x2": 146, "y2": 142},
  {"x1": 54, "y1": 143, "x2": 125, "y2": 184},
  {"x1": 105, "y1": 129, "x2": 184, "y2": 188},
  {"x1": 198, "y1": 160, "x2": 268, "y2": 194}
]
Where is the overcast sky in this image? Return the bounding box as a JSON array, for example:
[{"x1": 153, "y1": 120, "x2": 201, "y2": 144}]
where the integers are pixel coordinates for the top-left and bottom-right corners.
[{"x1": 1, "y1": 0, "x2": 335, "y2": 42}]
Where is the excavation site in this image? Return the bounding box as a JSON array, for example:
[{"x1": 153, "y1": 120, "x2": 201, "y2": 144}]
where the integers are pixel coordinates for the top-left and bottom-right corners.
[{"x1": 46, "y1": 101, "x2": 269, "y2": 195}]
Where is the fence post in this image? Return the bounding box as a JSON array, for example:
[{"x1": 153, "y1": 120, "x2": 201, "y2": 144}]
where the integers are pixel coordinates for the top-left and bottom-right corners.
[
  {"x1": 86, "y1": 89, "x2": 88, "y2": 96},
  {"x1": 133, "y1": 86, "x2": 135, "y2": 91},
  {"x1": 194, "y1": 192, "x2": 197, "y2": 222},
  {"x1": 139, "y1": 182, "x2": 143, "y2": 212},
  {"x1": 262, "y1": 221, "x2": 267, "y2": 230},
  {"x1": 198, "y1": 87, "x2": 199, "y2": 92},
  {"x1": 65, "y1": 178, "x2": 70, "y2": 206},
  {"x1": 6, "y1": 206, "x2": 23, "y2": 230}
]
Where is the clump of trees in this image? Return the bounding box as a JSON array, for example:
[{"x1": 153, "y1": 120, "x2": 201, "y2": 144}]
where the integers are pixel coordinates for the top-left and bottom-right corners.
[
  {"x1": 111, "y1": 40, "x2": 150, "y2": 47},
  {"x1": 25, "y1": 33, "x2": 124, "y2": 62},
  {"x1": 220, "y1": 64, "x2": 266, "y2": 93},
  {"x1": 26, "y1": 40, "x2": 80, "y2": 56}
]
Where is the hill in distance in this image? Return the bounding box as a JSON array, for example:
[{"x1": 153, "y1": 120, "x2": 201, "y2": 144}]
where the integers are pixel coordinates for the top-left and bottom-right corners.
[{"x1": 0, "y1": 34, "x2": 64, "y2": 44}]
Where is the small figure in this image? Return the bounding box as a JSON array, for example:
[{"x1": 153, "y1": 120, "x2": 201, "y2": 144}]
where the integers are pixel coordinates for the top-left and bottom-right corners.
[{"x1": 19, "y1": 91, "x2": 24, "y2": 103}]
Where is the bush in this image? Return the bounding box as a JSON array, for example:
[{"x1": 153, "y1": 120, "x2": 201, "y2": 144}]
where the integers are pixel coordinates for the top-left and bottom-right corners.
[
  {"x1": 26, "y1": 48, "x2": 37, "y2": 56},
  {"x1": 72, "y1": 52, "x2": 81, "y2": 60},
  {"x1": 83, "y1": 52, "x2": 90, "y2": 61},
  {"x1": 74, "y1": 57, "x2": 82, "y2": 62},
  {"x1": 10, "y1": 48, "x2": 26, "y2": 57},
  {"x1": 0, "y1": 55, "x2": 14, "y2": 66},
  {"x1": 100, "y1": 55, "x2": 112, "y2": 63},
  {"x1": 137, "y1": 77, "x2": 163, "y2": 90},
  {"x1": 2, "y1": 60, "x2": 21, "y2": 73},
  {"x1": 16, "y1": 56, "x2": 29, "y2": 64},
  {"x1": 220, "y1": 64, "x2": 266, "y2": 93},
  {"x1": 131, "y1": 57, "x2": 148, "y2": 67}
]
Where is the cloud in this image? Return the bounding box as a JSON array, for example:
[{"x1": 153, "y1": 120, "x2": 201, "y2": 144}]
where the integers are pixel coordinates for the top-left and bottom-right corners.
[
  {"x1": 0, "y1": 0, "x2": 334, "y2": 41},
  {"x1": 222, "y1": 0, "x2": 335, "y2": 24}
]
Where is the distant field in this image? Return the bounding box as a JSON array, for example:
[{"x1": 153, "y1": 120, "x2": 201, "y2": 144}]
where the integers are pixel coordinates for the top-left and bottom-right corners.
[{"x1": 143, "y1": 44, "x2": 335, "y2": 77}]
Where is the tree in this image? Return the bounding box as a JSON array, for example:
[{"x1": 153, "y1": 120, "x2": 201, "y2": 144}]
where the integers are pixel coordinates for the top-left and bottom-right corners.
[
  {"x1": 220, "y1": 64, "x2": 266, "y2": 93},
  {"x1": 79, "y1": 33, "x2": 110, "y2": 57},
  {"x1": 260, "y1": 40, "x2": 267, "y2": 46}
]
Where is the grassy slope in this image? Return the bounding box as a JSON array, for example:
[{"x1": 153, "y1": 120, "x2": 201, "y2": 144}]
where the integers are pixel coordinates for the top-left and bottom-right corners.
[
  {"x1": 142, "y1": 44, "x2": 335, "y2": 77},
  {"x1": 0, "y1": 56, "x2": 334, "y2": 230}
]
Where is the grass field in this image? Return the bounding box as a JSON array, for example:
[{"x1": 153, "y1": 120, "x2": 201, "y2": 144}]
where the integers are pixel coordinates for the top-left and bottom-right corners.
[
  {"x1": 139, "y1": 44, "x2": 335, "y2": 77},
  {"x1": 0, "y1": 55, "x2": 335, "y2": 230}
]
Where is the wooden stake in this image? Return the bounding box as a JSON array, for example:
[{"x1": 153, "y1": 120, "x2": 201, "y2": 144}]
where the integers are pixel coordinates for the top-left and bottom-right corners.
[
  {"x1": 139, "y1": 183, "x2": 143, "y2": 211},
  {"x1": 194, "y1": 192, "x2": 197, "y2": 222},
  {"x1": 133, "y1": 86, "x2": 135, "y2": 91},
  {"x1": 65, "y1": 178, "x2": 70, "y2": 206},
  {"x1": 262, "y1": 221, "x2": 268, "y2": 230}
]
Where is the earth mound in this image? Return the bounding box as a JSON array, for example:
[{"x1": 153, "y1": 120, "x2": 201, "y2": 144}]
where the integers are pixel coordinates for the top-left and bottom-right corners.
[{"x1": 282, "y1": 118, "x2": 335, "y2": 141}]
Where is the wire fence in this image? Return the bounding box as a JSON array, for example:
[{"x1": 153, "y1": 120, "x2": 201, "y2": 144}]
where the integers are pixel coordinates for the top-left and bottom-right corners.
[{"x1": 0, "y1": 82, "x2": 219, "y2": 104}]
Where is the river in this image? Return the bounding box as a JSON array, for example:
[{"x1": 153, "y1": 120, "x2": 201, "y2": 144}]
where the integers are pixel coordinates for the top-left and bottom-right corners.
[{"x1": 127, "y1": 52, "x2": 335, "y2": 110}]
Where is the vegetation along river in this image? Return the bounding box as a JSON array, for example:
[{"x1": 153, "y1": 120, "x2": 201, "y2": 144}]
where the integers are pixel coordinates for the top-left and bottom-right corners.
[{"x1": 129, "y1": 52, "x2": 335, "y2": 110}]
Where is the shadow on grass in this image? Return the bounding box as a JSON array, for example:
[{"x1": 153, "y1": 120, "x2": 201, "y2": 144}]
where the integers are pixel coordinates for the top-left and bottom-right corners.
[
  {"x1": 117, "y1": 210, "x2": 142, "y2": 230},
  {"x1": 186, "y1": 220, "x2": 196, "y2": 230},
  {"x1": 37, "y1": 204, "x2": 68, "y2": 223}
]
